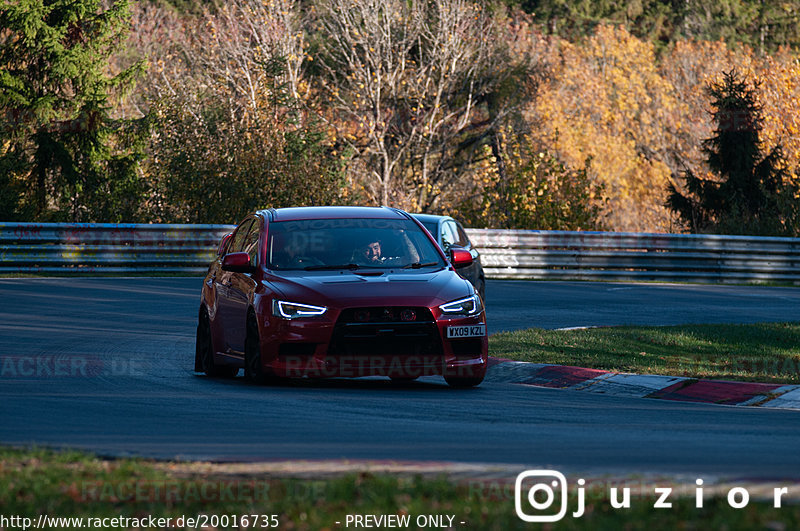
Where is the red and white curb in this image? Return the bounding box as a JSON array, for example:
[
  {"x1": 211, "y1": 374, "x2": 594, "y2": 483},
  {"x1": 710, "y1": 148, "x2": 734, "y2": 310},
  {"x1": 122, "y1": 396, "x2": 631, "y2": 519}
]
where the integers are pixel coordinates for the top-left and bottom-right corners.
[{"x1": 486, "y1": 358, "x2": 800, "y2": 410}]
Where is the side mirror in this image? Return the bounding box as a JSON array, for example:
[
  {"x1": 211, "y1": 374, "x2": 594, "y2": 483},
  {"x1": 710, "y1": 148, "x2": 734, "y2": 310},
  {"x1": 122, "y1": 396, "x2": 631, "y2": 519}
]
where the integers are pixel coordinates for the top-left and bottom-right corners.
[
  {"x1": 449, "y1": 247, "x2": 473, "y2": 268},
  {"x1": 221, "y1": 252, "x2": 255, "y2": 273}
]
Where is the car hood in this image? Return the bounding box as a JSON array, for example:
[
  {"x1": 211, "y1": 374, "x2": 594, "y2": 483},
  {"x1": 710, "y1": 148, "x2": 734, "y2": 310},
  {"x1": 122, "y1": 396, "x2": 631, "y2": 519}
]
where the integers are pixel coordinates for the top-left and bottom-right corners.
[{"x1": 265, "y1": 268, "x2": 473, "y2": 308}]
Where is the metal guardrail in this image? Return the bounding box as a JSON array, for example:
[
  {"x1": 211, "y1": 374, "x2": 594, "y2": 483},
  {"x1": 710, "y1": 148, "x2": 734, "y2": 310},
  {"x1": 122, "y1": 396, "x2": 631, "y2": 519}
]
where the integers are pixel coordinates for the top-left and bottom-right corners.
[
  {"x1": 1, "y1": 223, "x2": 798, "y2": 283},
  {"x1": 0, "y1": 222, "x2": 233, "y2": 273},
  {"x1": 466, "y1": 229, "x2": 800, "y2": 283}
]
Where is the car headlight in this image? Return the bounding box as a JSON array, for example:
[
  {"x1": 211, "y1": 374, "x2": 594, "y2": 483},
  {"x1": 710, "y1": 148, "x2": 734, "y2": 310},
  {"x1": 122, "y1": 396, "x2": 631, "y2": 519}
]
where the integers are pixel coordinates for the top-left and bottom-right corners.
[
  {"x1": 438, "y1": 294, "x2": 483, "y2": 317},
  {"x1": 272, "y1": 300, "x2": 327, "y2": 319}
]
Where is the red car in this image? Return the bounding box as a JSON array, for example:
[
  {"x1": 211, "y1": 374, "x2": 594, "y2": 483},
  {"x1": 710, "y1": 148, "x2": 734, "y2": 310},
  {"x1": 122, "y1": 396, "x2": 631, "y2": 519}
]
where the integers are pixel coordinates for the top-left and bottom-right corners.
[{"x1": 194, "y1": 206, "x2": 488, "y2": 387}]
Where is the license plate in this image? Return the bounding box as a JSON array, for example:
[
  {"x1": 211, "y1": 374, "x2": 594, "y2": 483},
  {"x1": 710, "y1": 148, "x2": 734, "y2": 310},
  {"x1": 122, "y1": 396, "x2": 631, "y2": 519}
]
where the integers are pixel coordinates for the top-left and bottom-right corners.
[{"x1": 447, "y1": 325, "x2": 486, "y2": 338}]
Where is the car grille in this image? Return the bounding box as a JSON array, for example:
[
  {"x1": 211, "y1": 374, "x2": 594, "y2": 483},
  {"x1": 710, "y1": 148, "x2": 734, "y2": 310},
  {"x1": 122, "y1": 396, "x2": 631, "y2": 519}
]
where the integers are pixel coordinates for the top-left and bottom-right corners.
[{"x1": 327, "y1": 307, "x2": 442, "y2": 358}]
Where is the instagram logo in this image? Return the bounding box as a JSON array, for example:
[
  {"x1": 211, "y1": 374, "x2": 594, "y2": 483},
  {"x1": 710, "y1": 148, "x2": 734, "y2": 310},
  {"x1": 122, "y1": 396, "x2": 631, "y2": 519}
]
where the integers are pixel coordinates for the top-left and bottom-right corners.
[{"x1": 515, "y1": 470, "x2": 584, "y2": 522}]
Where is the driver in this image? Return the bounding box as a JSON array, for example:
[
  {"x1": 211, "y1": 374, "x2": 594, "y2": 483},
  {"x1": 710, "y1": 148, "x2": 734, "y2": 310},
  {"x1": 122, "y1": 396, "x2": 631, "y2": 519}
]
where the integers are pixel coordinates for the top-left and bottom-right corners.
[
  {"x1": 352, "y1": 233, "x2": 413, "y2": 266},
  {"x1": 362, "y1": 240, "x2": 383, "y2": 263},
  {"x1": 285, "y1": 238, "x2": 304, "y2": 265},
  {"x1": 352, "y1": 238, "x2": 386, "y2": 265}
]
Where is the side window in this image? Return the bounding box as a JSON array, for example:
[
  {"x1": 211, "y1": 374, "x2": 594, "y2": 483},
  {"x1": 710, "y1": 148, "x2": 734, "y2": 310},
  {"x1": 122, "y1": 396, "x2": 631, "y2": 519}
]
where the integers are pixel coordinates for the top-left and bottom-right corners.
[
  {"x1": 243, "y1": 218, "x2": 262, "y2": 266},
  {"x1": 441, "y1": 221, "x2": 458, "y2": 251},
  {"x1": 422, "y1": 223, "x2": 439, "y2": 241},
  {"x1": 229, "y1": 219, "x2": 253, "y2": 253},
  {"x1": 454, "y1": 222, "x2": 470, "y2": 247},
  {"x1": 217, "y1": 233, "x2": 232, "y2": 256}
]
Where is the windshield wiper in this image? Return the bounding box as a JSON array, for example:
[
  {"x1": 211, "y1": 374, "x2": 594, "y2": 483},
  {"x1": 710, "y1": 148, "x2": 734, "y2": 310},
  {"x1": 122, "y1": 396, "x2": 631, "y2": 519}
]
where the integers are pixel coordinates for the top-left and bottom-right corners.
[
  {"x1": 304, "y1": 263, "x2": 383, "y2": 271},
  {"x1": 304, "y1": 263, "x2": 360, "y2": 271},
  {"x1": 403, "y1": 261, "x2": 440, "y2": 269}
]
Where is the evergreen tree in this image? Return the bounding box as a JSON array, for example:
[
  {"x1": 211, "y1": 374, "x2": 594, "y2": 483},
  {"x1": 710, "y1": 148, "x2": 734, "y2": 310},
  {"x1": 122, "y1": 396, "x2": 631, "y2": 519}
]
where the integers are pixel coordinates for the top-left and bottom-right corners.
[
  {"x1": 512, "y1": 0, "x2": 678, "y2": 46},
  {"x1": 0, "y1": 0, "x2": 144, "y2": 221},
  {"x1": 507, "y1": 0, "x2": 800, "y2": 52},
  {"x1": 666, "y1": 70, "x2": 799, "y2": 236}
]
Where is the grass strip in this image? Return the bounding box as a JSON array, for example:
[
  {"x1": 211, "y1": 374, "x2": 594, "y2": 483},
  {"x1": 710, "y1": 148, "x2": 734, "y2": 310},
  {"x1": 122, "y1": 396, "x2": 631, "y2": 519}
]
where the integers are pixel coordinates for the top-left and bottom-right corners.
[
  {"x1": 2, "y1": 447, "x2": 800, "y2": 530},
  {"x1": 490, "y1": 322, "x2": 800, "y2": 384}
]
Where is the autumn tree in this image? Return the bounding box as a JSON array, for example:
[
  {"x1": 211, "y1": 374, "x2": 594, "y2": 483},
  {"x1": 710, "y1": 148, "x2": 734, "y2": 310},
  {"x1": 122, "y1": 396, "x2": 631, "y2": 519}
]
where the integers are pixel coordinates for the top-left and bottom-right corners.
[
  {"x1": 510, "y1": 0, "x2": 678, "y2": 46},
  {"x1": 752, "y1": 52, "x2": 800, "y2": 194},
  {"x1": 531, "y1": 25, "x2": 680, "y2": 231},
  {"x1": 509, "y1": 0, "x2": 800, "y2": 53},
  {"x1": 658, "y1": 39, "x2": 755, "y2": 182},
  {"x1": 667, "y1": 70, "x2": 799, "y2": 236},
  {"x1": 139, "y1": 0, "x2": 343, "y2": 223},
  {"x1": 311, "y1": 0, "x2": 533, "y2": 212},
  {"x1": 680, "y1": 0, "x2": 800, "y2": 53},
  {"x1": 0, "y1": 0, "x2": 145, "y2": 221},
  {"x1": 457, "y1": 128, "x2": 606, "y2": 230}
]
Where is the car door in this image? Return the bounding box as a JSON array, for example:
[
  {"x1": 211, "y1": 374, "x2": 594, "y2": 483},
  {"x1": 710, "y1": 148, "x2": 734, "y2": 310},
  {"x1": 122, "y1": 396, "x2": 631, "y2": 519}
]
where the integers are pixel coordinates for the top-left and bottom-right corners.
[
  {"x1": 223, "y1": 217, "x2": 262, "y2": 356},
  {"x1": 216, "y1": 218, "x2": 253, "y2": 356}
]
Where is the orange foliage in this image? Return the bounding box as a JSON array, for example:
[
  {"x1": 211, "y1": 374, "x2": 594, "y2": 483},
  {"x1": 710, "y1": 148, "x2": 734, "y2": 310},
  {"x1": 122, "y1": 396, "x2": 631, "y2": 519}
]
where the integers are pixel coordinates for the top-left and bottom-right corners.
[
  {"x1": 659, "y1": 40, "x2": 763, "y2": 186},
  {"x1": 530, "y1": 25, "x2": 800, "y2": 232},
  {"x1": 125, "y1": 5, "x2": 800, "y2": 230},
  {"x1": 660, "y1": 42, "x2": 800, "y2": 204},
  {"x1": 532, "y1": 25, "x2": 679, "y2": 231},
  {"x1": 755, "y1": 53, "x2": 800, "y2": 190}
]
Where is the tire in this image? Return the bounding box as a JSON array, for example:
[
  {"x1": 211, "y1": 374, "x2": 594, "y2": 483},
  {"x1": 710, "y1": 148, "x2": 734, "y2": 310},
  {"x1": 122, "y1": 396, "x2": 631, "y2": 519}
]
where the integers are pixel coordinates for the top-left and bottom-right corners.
[
  {"x1": 444, "y1": 376, "x2": 483, "y2": 388},
  {"x1": 196, "y1": 311, "x2": 238, "y2": 378},
  {"x1": 478, "y1": 278, "x2": 486, "y2": 303},
  {"x1": 244, "y1": 313, "x2": 267, "y2": 384}
]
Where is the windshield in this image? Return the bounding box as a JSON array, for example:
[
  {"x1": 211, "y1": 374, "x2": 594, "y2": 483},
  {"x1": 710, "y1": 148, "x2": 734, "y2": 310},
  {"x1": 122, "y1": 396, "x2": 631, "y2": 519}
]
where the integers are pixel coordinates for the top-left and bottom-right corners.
[{"x1": 267, "y1": 218, "x2": 445, "y2": 270}]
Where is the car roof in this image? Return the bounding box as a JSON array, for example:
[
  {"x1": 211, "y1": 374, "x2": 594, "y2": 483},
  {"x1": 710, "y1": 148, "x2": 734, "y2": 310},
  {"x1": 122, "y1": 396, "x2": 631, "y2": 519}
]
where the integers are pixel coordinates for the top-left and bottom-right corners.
[
  {"x1": 261, "y1": 206, "x2": 409, "y2": 222},
  {"x1": 409, "y1": 213, "x2": 453, "y2": 224}
]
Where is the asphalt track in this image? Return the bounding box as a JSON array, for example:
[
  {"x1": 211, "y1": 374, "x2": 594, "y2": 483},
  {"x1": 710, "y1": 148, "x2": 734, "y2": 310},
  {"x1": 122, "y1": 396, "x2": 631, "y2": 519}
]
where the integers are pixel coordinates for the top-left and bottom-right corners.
[{"x1": 2, "y1": 278, "x2": 800, "y2": 478}]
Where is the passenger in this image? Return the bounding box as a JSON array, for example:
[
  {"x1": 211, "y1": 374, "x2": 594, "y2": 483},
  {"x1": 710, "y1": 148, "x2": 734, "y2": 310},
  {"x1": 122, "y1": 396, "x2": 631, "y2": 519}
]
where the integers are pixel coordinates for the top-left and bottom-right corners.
[{"x1": 274, "y1": 235, "x2": 316, "y2": 268}]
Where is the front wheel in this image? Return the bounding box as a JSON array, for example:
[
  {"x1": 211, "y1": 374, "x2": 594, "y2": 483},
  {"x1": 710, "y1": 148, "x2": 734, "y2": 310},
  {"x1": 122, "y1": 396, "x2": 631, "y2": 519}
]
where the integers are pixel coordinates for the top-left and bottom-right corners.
[
  {"x1": 196, "y1": 312, "x2": 238, "y2": 378},
  {"x1": 244, "y1": 313, "x2": 268, "y2": 384},
  {"x1": 444, "y1": 376, "x2": 483, "y2": 388}
]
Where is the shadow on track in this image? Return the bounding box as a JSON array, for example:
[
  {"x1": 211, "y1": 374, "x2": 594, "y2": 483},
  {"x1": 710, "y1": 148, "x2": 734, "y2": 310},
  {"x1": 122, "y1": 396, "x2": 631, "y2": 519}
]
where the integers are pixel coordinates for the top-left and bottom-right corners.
[{"x1": 192, "y1": 372, "x2": 483, "y2": 392}]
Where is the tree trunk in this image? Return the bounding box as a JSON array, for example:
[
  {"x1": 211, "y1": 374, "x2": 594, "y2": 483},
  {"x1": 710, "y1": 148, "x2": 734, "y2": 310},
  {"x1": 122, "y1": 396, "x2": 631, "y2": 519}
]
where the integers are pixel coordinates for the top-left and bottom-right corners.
[{"x1": 490, "y1": 129, "x2": 508, "y2": 228}]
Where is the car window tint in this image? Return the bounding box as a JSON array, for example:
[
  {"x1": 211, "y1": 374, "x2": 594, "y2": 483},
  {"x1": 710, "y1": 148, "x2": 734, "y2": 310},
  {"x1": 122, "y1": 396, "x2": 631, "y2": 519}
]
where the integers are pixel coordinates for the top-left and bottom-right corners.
[
  {"x1": 454, "y1": 222, "x2": 470, "y2": 247},
  {"x1": 441, "y1": 221, "x2": 458, "y2": 250},
  {"x1": 243, "y1": 219, "x2": 261, "y2": 265},
  {"x1": 217, "y1": 233, "x2": 232, "y2": 256},
  {"x1": 229, "y1": 219, "x2": 253, "y2": 253},
  {"x1": 421, "y1": 222, "x2": 439, "y2": 239},
  {"x1": 267, "y1": 218, "x2": 445, "y2": 270}
]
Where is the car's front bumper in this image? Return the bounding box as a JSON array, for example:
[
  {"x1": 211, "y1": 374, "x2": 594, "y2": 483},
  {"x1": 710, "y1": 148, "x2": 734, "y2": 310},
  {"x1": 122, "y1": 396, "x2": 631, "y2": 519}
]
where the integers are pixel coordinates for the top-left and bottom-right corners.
[{"x1": 260, "y1": 309, "x2": 488, "y2": 380}]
